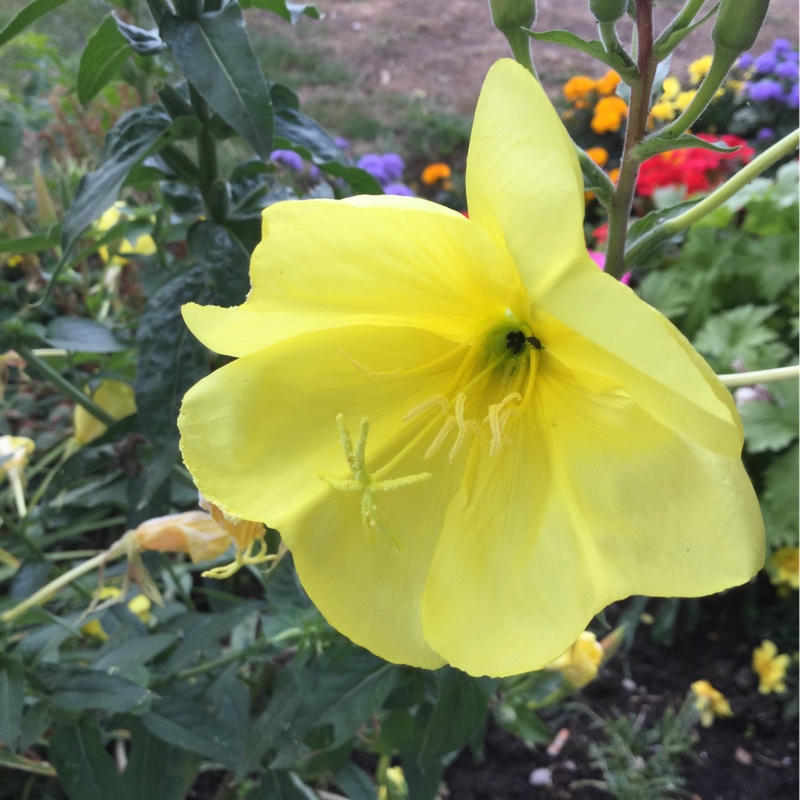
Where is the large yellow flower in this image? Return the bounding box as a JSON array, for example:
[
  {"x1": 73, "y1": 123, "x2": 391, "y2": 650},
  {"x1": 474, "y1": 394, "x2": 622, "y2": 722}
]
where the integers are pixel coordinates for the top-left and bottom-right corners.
[{"x1": 178, "y1": 60, "x2": 764, "y2": 677}]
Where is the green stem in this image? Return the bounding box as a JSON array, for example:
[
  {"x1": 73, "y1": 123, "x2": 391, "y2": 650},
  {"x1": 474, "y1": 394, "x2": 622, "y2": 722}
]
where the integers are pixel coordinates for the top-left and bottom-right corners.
[
  {"x1": 604, "y1": 0, "x2": 657, "y2": 280},
  {"x1": 718, "y1": 365, "x2": 799, "y2": 388},
  {"x1": 507, "y1": 29, "x2": 537, "y2": 79},
  {"x1": 656, "y1": 49, "x2": 735, "y2": 139},
  {"x1": 598, "y1": 20, "x2": 636, "y2": 70},
  {"x1": 653, "y1": 0, "x2": 707, "y2": 51},
  {"x1": 17, "y1": 347, "x2": 116, "y2": 428},
  {"x1": 576, "y1": 145, "x2": 616, "y2": 209},
  {"x1": 0, "y1": 536, "x2": 129, "y2": 625}
]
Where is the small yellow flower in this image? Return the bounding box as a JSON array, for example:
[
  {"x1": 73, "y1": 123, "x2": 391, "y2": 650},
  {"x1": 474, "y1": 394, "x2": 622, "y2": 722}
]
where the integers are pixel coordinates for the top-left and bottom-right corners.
[
  {"x1": 661, "y1": 76, "x2": 681, "y2": 101},
  {"x1": 649, "y1": 101, "x2": 677, "y2": 122},
  {"x1": 752, "y1": 640, "x2": 790, "y2": 694},
  {"x1": 81, "y1": 586, "x2": 152, "y2": 640},
  {"x1": 771, "y1": 547, "x2": 799, "y2": 591},
  {"x1": 546, "y1": 631, "x2": 604, "y2": 688},
  {"x1": 591, "y1": 96, "x2": 628, "y2": 133},
  {"x1": 691, "y1": 680, "x2": 733, "y2": 727},
  {"x1": 73, "y1": 380, "x2": 137, "y2": 446},
  {"x1": 6, "y1": 255, "x2": 24, "y2": 268},
  {"x1": 688, "y1": 55, "x2": 713, "y2": 85},
  {"x1": 421, "y1": 163, "x2": 452, "y2": 186},
  {"x1": 96, "y1": 202, "x2": 157, "y2": 266},
  {"x1": 563, "y1": 75, "x2": 596, "y2": 102},
  {"x1": 595, "y1": 70, "x2": 621, "y2": 96},
  {"x1": 585, "y1": 147, "x2": 609, "y2": 168},
  {"x1": 675, "y1": 90, "x2": 696, "y2": 112}
]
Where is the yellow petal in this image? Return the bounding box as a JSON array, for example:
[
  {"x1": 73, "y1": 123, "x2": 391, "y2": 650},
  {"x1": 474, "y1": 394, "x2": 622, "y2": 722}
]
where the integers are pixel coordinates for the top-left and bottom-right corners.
[
  {"x1": 180, "y1": 325, "x2": 469, "y2": 668},
  {"x1": 183, "y1": 196, "x2": 523, "y2": 358},
  {"x1": 74, "y1": 380, "x2": 137, "y2": 446},
  {"x1": 466, "y1": 60, "x2": 587, "y2": 297},
  {"x1": 422, "y1": 362, "x2": 763, "y2": 677},
  {"x1": 533, "y1": 255, "x2": 743, "y2": 457}
]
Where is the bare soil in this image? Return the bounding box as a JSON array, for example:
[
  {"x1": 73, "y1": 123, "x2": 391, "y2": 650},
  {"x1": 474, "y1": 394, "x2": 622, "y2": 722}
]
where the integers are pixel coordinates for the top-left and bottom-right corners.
[{"x1": 265, "y1": 0, "x2": 799, "y2": 112}]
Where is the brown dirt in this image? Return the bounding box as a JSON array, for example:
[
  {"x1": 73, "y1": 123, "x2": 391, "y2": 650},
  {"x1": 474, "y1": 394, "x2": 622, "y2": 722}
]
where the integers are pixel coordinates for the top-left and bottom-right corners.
[{"x1": 268, "y1": 0, "x2": 799, "y2": 112}]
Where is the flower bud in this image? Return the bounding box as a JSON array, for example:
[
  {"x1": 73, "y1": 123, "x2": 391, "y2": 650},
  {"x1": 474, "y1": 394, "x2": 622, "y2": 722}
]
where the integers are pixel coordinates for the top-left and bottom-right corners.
[
  {"x1": 156, "y1": 83, "x2": 196, "y2": 122},
  {"x1": 208, "y1": 178, "x2": 231, "y2": 222},
  {"x1": 712, "y1": 0, "x2": 770, "y2": 57},
  {"x1": 589, "y1": 0, "x2": 627, "y2": 23},
  {"x1": 545, "y1": 631, "x2": 603, "y2": 688},
  {"x1": 489, "y1": 0, "x2": 536, "y2": 36}
]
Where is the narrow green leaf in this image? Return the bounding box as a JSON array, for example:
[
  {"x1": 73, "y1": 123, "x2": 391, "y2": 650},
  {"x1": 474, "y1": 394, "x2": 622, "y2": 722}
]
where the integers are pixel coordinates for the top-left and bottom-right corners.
[
  {"x1": 240, "y1": 0, "x2": 320, "y2": 24},
  {"x1": 46, "y1": 669, "x2": 154, "y2": 713},
  {"x1": 160, "y1": 4, "x2": 274, "y2": 158},
  {"x1": 638, "y1": 132, "x2": 740, "y2": 160},
  {"x1": 44, "y1": 317, "x2": 127, "y2": 353},
  {"x1": 78, "y1": 15, "x2": 131, "y2": 105},
  {"x1": 0, "y1": 658, "x2": 24, "y2": 749},
  {"x1": 247, "y1": 770, "x2": 320, "y2": 800},
  {"x1": 0, "y1": 232, "x2": 59, "y2": 254},
  {"x1": 0, "y1": 748, "x2": 56, "y2": 776},
  {"x1": 654, "y1": 3, "x2": 720, "y2": 59},
  {"x1": 49, "y1": 718, "x2": 125, "y2": 800},
  {"x1": 525, "y1": 29, "x2": 636, "y2": 79},
  {"x1": 93, "y1": 632, "x2": 178, "y2": 675},
  {"x1": 0, "y1": 0, "x2": 72, "y2": 47},
  {"x1": 114, "y1": 14, "x2": 165, "y2": 55},
  {"x1": 334, "y1": 763, "x2": 378, "y2": 800},
  {"x1": 120, "y1": 719, "x2": 200, "y2": 800}
]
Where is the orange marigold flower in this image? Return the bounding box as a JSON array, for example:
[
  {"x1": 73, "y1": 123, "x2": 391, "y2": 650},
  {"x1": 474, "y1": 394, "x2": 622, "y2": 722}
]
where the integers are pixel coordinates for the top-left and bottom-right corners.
[
  {"x1": 563, "y1": 75, "x2": 596, "y2": 102},
  {"x1": 607, "y1": 167, "x2": 620, "y2": 184},
  {"x1": 586, "y1": 147, "x2": 609, "y2": 167},
  {"x1": 591, "y1": 96, "x2": 628, "y2": 134},
  {"x1": 595, "y1": 70, "x2": 621, "y2": 96},
  {"x1": 421, "y1": 163, "x2": 452, "y2": 185}
]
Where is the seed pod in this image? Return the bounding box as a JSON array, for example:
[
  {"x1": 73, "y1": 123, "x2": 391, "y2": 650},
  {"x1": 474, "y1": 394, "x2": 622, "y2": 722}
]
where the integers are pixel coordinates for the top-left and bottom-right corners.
[
  {"x1": 157, "y1": 83, "x2": 195, "y2": 122},
  {"x1": 589, "y1": 0, "x2": 627, "y2": 23},
  {"x1": 159, "y1": 145, "x2": 201, "y2": 185},
  {"x1": 712, "y1": 0, "x2": 770, "y2": 56},
  {"x1": 208, "y1": 178, "x2": 231, "y2": 222}
]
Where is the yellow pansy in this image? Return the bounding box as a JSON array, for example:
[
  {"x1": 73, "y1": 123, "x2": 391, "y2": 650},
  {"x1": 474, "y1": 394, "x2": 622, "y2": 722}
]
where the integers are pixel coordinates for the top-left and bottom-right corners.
[
  {"x1": 752, "y1": 640, "x2": 789, "y2": 694},
  {"x1": 178, "y1": 60, "x2": 764, "y2": 677},
  {"x1": 770, "y1": 546, "x2": 798, "y2": 591},
  {"x1": 96, "y1": 202, "x2": 157, "y2": 266},
  {"x1": 546, "y1": 631, "x2": 604, "y2": 688},
  {"x1": 691, "y1": 680, "x2": 733, "y2": 727},
  {"x1": 688, "y1": 55, "x2": 713, "y2": 85},
  {"x1": 73, "y1": 379, "x2": 137, "y2": 446}
]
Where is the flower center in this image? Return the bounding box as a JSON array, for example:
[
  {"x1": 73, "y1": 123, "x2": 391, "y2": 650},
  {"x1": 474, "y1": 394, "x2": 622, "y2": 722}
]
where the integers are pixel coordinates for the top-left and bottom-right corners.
[{"x1": 406, "y1": 319, "x2": 541, "y2": 460}]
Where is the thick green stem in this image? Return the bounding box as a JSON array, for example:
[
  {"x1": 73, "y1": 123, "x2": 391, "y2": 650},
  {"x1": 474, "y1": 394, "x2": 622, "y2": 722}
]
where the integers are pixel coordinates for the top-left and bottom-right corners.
[
  {"x1": 1, "y1": 536, "x2": 129, "y2": 624},
  {"x1": 604, "y1": 0, "x2": 657, "y2": 280},
  {"x1": 598, "y1": 20, "x2": 636, "y2": 70},
  {"x1": 718, "y1": 365, "x2": 800, "y2": 388},
  {"x1": 17, "y1": 346, "x2": 116, "y2": 428},
  {"x1": 507, "y1": 29, "x2": 538, "y2": 79}
]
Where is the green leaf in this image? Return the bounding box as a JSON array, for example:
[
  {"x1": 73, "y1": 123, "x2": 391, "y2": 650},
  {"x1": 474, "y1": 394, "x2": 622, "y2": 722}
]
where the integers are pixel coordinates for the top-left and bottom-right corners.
[
  {"x1": 78, "y1": 15, "x2": 131, "y2": 106},
  {"x1": 761, "y1": 444, "x2": 800, "y2": 547},
  {"x1": 240, "y1": 0, "x2": 320, "y2": 24},
  {"x1": 0, "y1": 0, "x2": 73, "y2": 47},
  {"x1": 740, "y1": 378, "x2": 799, "y2": 454},
  {"x1": 120, "y1": 719, "x2": 200, "y2": 800},
  {"x1": 334, "y1": 763, "x2": 377, "y2": 800},
  {"x1": 525, "y1": 29, "x2": 636, "y2": 79},
  {"x1": 49, "y1": 718, "x2": 125, "y2": 800},
  {"x1": 638, "y1": 131, "x2": 740, "y2": 160},
  {"x1": 45, "y1": 669, "x2": 154, "y2": 713},
  {"x1": 654, "y1": 2, "x2": 719, "y2": 59},
  {"x1": 0, "y1": 231, "x2": 59, "y2": 254},
  {"x1": 693, "y1": 304, "x2": 780, "y2": 371},
  {"x1": 160, "y1": 4, "x2": 274, "y2": 158},
  {"x1": 114, "y1": 15, "x2": 165, "y2": 55},
  {"x1": 0, "y1": 107, "x2": 24, "y2": 160},
  {"x1": 135, "y1": 266, "x2": 209, "y2": 447},
  {"x1": 92, "y1": 632, "x2": 178, "y2": 676},
  {"x1": 188, "y1": 221, "x2": 250, "y2": 307},
  {"x1": 624, "y1": 199, "x2": 699, "y2": 267},
  {"x1": 0, "y1": 657, "x2": 24, "y2": 750},
  {"x1": 0, "y1": 748, "x2": 55, "y2": 776},
  {"x1": 247, "y1": 770, "x2": 321, "y2": 800},
  {"x1": 61, "y1": 108, "x2": 198, "y2": 255},
  {"x1": 44, "y1": 317, "x2": 127, "y2": 353}
]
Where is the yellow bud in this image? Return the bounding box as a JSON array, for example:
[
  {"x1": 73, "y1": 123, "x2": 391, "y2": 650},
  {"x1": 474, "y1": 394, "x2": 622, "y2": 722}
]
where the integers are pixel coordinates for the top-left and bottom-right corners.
[
  {"x1": 546, "y1": 631, "x2": 603, "y2": 688},
  {"x1": 73, "y1": 380, "x2": 137, "y2": 446}
]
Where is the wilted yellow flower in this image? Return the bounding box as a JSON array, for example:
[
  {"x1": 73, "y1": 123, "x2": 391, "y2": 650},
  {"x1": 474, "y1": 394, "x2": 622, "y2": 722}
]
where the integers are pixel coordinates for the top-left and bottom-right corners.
[
  {"x1": 421, "y1": 163, "x2": 452, "y2": 186},
  {"x1": 96, "y1": 202, "x2": 157, "y2": 266},
  {"x1": 178, "y1": 60, "x2": 763, "y2": 677},
  {"x1": 591, "y1": 96, "x2": 628, "y2": 133},
  {"x1": 585, "y1": 146, "x2": 609, "y2": 167},
  {"x1": 595, "y1": 70, "x2": 621, "y2": 96},
  {"x1": 81, "y1": 586, "x2": 152, "y2": 640},
  {"x1": 752, "y1": 640, "x2": 789, "y2": 694},
  {"x1": 546, "y1": 631, "x2": 604, "y2": 688},
  {"x1": 771, "y1": 546, "x2": 799, "y2": 591},
  {"x1": 73, "y1": 379, "x2": 137, "y2": 446},
  {"x1": 134, "y1": 510, "x2": 232, "y2": 563},
  {"x1": 691, "y1": 680, "x2": 733, "y2": 727},
  {"x1": 689, "y1": 55, "x2": 713, "y2": 85},
  {"x1": 563, "y1": 75, "x2": 596, "y2": 102}
]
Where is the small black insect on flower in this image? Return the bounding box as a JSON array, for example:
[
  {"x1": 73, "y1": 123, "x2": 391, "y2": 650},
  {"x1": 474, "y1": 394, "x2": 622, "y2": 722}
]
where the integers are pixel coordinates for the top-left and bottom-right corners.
[{"x1": 506, "y1": 330, "x2": 544, "y2": 354}]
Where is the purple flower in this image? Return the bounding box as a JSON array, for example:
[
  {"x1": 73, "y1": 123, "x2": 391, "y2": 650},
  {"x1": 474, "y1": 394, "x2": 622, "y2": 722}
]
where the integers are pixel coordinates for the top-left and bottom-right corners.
[
  {"x1": 737, "y1": 53, "x2": 754, "y2": 70},
  {"x1": 748, "y1": 79, "x2": 784, "y2": 102},
  {"x1": 772, "y1": 38, "x2": 792, "y2": 53},
  {"x1": 734, "y1": 384, "x2": 772, "y2": 407},
  {"x1": 785, "y1": 83, "x2": 799, "y2": 108},
  {"x1": 754, "y1": 51, "x2": 778, "y2": 75},
  {"x1": 271, "y1": 149, "x2": 304, "y2": 172},
  {"x1": 308, "y1": 164, "x2": 321, "y2": 180},
  {"x1": 383, "y1": 182, "x2": 415, "y2": 197},
  {"x1": 381, "y1": 153, "x2": 405, "y2": 182},
  {"x1": 357, "y1": 154, "x2": 389, "y2": 184},
  {"x1": 334, "y1": 137, "x2": 350, "y2": 151},
  {"x1": 775, "y1": 61, "x2": 799, "y2": 80},
  {"x1": 756, "y1": 127, "x2": 775, "y2": 141}
]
